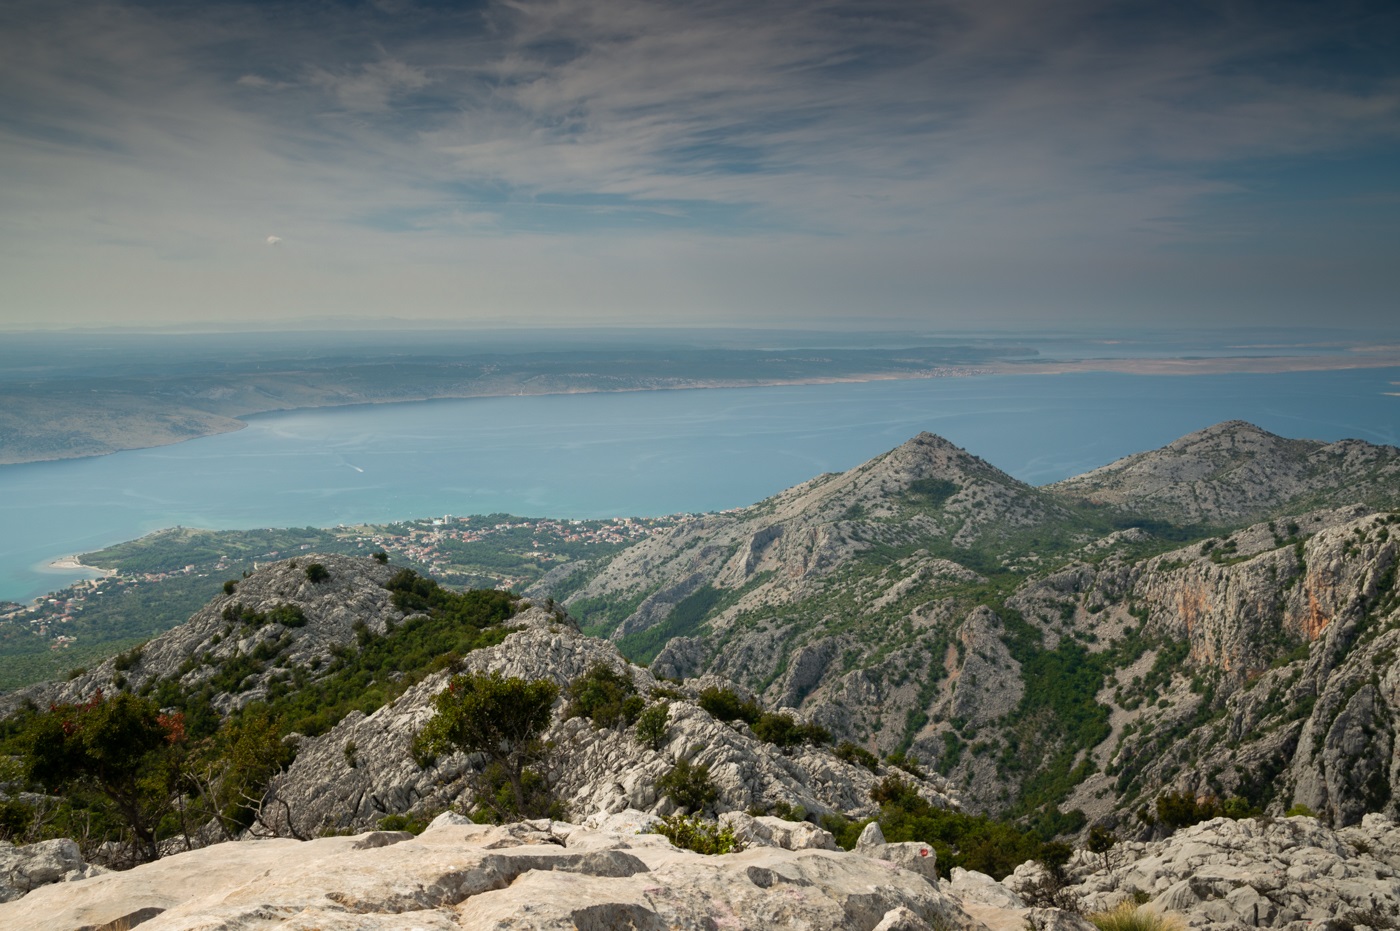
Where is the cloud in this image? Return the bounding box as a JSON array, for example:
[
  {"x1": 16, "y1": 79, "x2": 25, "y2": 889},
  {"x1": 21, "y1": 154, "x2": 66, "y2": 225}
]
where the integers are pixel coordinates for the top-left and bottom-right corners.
[
  {"x1": 266, "y1": 235, "x2": 282, "y2": 246},
  {"x1": 307, "y1": 58, "x2": 432, "y2": 113},
  {"x1": 0, "y1": 0, "x2": 1396, "y2": 329}
]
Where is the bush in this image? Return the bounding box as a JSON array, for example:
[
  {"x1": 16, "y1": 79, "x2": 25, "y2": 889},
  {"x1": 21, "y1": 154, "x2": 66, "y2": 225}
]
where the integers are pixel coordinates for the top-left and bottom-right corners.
[
  {"x1": 305, "y1": 563, "x2": 330, "y2": 583},
  {"x1": 377, "y1": 812, "x2": 432, "y2": 834},
  {"x1": 886, "y1": 751, "x2": 925, "y2": 778},
  {"x1": 657, "y1": 757, "x2": 719, "y2": 813},
  {"x1": 223, "y1": 579, "x2": 238, "y2": 595},
  {"x1": 372, "y1": 551, "x2": 389, "y2": 564},
  {"x1": 752, "y1": 712, "x2": 831, "y2": 749},
  {"x1": 651, "y1": 813, "x2": 746, "y2": 855},
  {"x1": 564, "y1": 663, "x2": 644, "y2": 729},
  {"x1": 113, "y1": 645, "x2": 144, "y2": 672},
  {"x1": 635, "y1": 702, "x2": 670, "y2": 751},
  {"x1": 697, "y1": 686, "x2": 761, "y2": 726},
  {"x1": 414, "y1": 672, "x2": 560, "y2": 821},
  {"x1": 1154, "y1": 791, "x2": 1220, "y2": 830},
  {"x1": 835, "y1": 740, "x2": 880, "y2": 772},
  {"x1": 868, "y1": 775, "x2": 1052, "y2": 880},
  {"x1": 1285, "y1": 803, "x2": 1319, "y2": 818}
]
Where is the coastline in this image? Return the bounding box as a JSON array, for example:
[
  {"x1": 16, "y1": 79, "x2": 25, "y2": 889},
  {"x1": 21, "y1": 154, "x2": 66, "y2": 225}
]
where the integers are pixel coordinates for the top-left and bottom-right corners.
[
  {"x1": 1, "y1": 351, "x2": 1397, "y2": 470},
  {"x1": 42, "y1": 555, "x2": 116, "y2": 578}
]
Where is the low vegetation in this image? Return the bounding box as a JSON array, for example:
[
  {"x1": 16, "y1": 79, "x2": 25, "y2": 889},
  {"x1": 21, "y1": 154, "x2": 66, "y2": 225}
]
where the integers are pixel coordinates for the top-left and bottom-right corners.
[
  {"x1": 650, "y1": 813, "x2": 746, "y2": 855},
  {"x1": 414, "y1": 671, "x2": 562, "y2": 822},
  {"x1": 657, "y1": 758, "x2": 719, "y2": 814},
  {"x1": 564, "y1": 663, "x2": 644, "y2": 729},
  {"x1": 1088, "y1": 902, "x2": 1183, "y2": 931},
  {"x1": 0, "y1": 569, "x2": 520, "y2": 860}
]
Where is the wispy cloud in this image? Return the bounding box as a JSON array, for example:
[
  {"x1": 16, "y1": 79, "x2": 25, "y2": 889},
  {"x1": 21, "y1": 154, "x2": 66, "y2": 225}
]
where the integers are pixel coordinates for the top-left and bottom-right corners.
[{"x1": 0, "y1": 0, "x2": 1396, "y2": 328}]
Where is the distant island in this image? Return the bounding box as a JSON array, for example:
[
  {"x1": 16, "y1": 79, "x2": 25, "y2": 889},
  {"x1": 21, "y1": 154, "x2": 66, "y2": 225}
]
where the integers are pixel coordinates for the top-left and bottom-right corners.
[{"x1": 3, "y1": 328, "x2": 1397, "y2": 466}]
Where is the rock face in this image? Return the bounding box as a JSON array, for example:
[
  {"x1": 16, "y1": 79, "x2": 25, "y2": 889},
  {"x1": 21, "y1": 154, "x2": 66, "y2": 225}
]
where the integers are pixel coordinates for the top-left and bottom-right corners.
[
  {"x1": 10, "y1": 810, "x2": 1400, "y2": 931},
  {"x1": 264, "y1": 607, "x2": 958, "y2": 837},
  {"x1": 0, "y1": 813, "x2": 997, "y2": 931}
]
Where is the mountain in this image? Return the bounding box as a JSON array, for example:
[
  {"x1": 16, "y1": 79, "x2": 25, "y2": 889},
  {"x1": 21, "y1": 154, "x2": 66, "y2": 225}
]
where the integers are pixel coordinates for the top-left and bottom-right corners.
[
  {"x1": 1047, "y1": 420, "x2": 1400, "y2": 525},
  {"x1": 528, "y1": 422, "x2": 1400, "y2": 829},
  {"x1": 3, "y1": 423, "x2": 1398, "y2": 839},
  {"x1": 1, "y1": 554, "x2": 957, "y2": 839}
]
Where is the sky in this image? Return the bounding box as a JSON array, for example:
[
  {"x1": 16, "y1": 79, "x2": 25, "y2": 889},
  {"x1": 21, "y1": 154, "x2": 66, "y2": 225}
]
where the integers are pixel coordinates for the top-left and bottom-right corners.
[{"x1": 1, "y1": 0, "x2": 1398, "y2": 332}]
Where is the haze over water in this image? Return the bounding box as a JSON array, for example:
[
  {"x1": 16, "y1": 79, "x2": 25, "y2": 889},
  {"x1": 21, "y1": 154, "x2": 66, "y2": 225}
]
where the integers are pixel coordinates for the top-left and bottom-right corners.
[{"x1": 2, "y1": 368, "x2": 1397, "y2": 603}]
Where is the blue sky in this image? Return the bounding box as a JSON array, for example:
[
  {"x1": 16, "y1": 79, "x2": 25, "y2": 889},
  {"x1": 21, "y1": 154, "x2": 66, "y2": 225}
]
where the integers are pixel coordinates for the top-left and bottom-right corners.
[{"x1": 1, "y1": 0, "x2": 1397, "y2": 331}]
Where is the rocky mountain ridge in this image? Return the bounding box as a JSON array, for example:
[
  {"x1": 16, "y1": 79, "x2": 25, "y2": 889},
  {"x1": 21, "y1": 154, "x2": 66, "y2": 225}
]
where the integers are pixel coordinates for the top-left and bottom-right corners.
[
  {"x1": 525, "y1": 422, "x2": 1400, "y2": 830},
  {"x1": 1048, "y1": 420, "x2": 1400, "y2": 525}
]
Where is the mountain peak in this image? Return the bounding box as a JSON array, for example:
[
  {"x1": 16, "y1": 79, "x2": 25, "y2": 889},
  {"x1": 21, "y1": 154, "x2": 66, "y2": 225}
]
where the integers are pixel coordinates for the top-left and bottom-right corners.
[{"x1": 1049, "y1": 421, "x2": 1398, "y2": 525}]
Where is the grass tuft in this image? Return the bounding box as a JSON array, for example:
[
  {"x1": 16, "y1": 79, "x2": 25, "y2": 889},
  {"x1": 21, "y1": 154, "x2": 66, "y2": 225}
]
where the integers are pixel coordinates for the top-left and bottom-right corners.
[{"x1": 1088, "y1": 902, "x2": 1183, "y2": 931}]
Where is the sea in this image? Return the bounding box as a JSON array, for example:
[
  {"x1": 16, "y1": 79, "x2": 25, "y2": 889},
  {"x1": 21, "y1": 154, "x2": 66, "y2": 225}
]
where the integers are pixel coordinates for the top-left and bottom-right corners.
[{"x1": 2, "y1": 367, "x2": 1397, "y2": 604}]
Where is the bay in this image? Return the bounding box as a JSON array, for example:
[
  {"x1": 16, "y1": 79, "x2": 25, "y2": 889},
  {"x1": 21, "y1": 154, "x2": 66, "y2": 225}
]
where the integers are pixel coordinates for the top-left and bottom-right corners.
[{"x1": 2, "y1": 368, "x2": 1397, "y2": 603}]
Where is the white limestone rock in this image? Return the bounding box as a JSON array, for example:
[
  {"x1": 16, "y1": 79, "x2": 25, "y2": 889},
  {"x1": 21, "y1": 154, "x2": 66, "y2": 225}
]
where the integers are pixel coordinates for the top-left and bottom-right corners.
[{"x1": 0, "y1": 819, "x2": 995, "y2": 931}]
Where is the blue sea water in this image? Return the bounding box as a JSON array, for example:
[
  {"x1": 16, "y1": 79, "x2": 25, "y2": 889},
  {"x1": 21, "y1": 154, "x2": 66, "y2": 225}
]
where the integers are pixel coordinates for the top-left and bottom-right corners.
[{"x1": 1, "y1": 368, "x2": 1397, "y2": 603}]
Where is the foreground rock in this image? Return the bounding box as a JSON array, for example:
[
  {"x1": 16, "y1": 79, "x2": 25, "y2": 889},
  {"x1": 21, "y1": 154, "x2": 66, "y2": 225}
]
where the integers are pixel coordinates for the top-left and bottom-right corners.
[
  {"x1": 0, "y1": 838, "x2": 108, "y2": 903},
  {"x1": 0, "y1": 813, "x2": 1011, "y2": 931},
  {"x1": 1008, "y1": 813, "x2": 1400, "y2": 930}
]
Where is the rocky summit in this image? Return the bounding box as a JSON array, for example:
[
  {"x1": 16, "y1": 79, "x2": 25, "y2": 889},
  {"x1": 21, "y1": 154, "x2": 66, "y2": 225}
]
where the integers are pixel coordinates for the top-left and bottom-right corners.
[{"x1": 2, "y1": 420, "x2": 1400, "y2": 930}]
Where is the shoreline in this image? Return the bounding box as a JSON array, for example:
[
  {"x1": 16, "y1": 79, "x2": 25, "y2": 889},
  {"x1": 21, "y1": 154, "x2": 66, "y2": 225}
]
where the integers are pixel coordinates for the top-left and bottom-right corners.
[
  {"x1": 2, "y1": 352, "x2": 1399, "y2": 470},
  {"x1": 42, "y1": 555, "x2": 116, "y2": 578}
]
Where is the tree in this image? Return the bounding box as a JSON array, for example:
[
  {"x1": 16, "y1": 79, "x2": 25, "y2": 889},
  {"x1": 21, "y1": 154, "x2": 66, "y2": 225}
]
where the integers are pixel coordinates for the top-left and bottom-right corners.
[
  {"x1": 414, "y1": 671, "x2": 559, "y2": 820},
  {"x1": 22, "y1": 691, "x2": 185, "y2": 862},
  {"x1": 657, "y1": 757, "x2": 718, "y2": 813},
  {"x1": 635, "y1": 701, "x2": 670, "y2": 751}
]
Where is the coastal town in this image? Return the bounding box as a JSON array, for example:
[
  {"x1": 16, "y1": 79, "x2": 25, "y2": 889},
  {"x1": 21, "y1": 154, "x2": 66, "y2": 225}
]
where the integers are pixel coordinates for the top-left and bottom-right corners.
[{"x1": 0, "y1": 512, "x2": 689, "y2": 690}]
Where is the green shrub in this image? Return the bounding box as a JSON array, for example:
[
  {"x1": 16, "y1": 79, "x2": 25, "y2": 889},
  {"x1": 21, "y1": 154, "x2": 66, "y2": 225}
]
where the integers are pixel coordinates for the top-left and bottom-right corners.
[
  {"x1": 770, "y1": 800, "x2": 806, "y2": 822},
  {"x1": 752, "y1": 712, "x2": 830, "y2": 748},
  {"x1": 266, "y1": 604, "x2": 308, "y2": 628},
  {"x1": 113, "y1": 644, "x2": 144, "y2": 671},
  {"x1": 651, "y1": 814, "x2": 746, "y2": 855},
  {"x1": 1285, "y1": 803, "x2": 1319, "y2": 818},
  {"x1": 376, "y1": 812, "x2": 433, "y2": 834},
  {"x1": 415, "y1": 671, "x2": 560, "y2": 821},
  {"x1": 372, "y1": 551, "x2": 389, "y2": 564},
  {"x1": 697, "y1": 686, "x2": 761, "y2": 726},
  {"x1": 564, "y1": 663, "x2": 644, "y2": 729},
  {"x1": 868, "y1": 775, "x2": 1052, "y2": 879},
  {"x1": 886, "y1": 751, "x2": 925, "y2": 778},
  {"x1": 836, "y1": 740, "x2": 880, "y2": 771},
  {"x1": 657, "y1": 757, "x2": 719, "y2": 813},
  {"x1": 1154, "y1": 791, "x2": 1221, "y2": 830},
  {"x1": 305, "y1": 563, "x2": 330, "y2": 583},
  {"x1": 635, "y1": 702, "x2": 671, "y2": 751},
  {"x1": 223, "y1": 579, "x2": 238, "y2": 595}
]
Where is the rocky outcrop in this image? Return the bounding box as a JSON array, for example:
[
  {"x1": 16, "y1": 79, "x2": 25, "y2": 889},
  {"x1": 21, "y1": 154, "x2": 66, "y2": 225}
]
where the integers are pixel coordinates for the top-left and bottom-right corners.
[
  {"x1": 1009, "y1": 813, "x2": 1400, "y2": 930},
  {"x1": 0, "y1": 838, "x2": 107, "y2": 904},
  {"x1": 264, "y1": 607, "x2": 958, "y2": 836},
  {"x1": 0, "y1": 813, "x2": 1003, "y2": 931}
]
